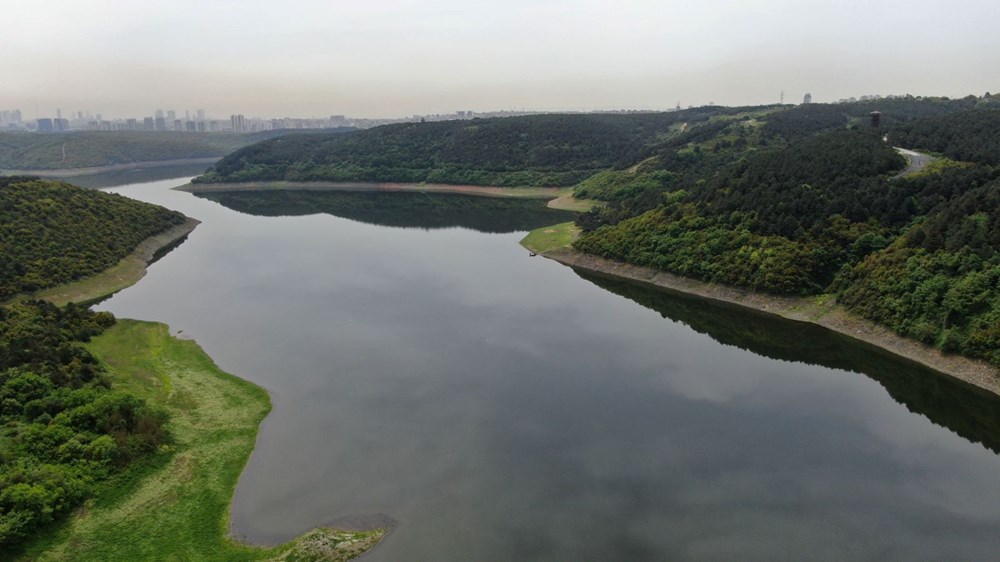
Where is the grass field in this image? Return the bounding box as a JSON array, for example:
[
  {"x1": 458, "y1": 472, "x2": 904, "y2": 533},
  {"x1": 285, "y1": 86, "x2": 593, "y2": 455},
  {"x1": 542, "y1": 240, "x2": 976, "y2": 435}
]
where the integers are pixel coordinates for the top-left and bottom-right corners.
[
  {"x1": 13, "y1": 320, "x2": 384, "y2": 561},
  {"x1": 545, "y1": 191, "x2": 597, "y2": 212},
  {"x1": 520, "y1": 221, "x2": 580, "y2": 254}
]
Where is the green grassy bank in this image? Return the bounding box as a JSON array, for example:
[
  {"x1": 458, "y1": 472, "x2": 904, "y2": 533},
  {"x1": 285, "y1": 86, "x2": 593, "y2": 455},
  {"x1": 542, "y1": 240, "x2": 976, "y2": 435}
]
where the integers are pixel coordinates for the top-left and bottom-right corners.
[
  {"x1": 520, "y1": 221, "x2": 580, "y2": 254},
  {"x1": 14, "y1": 320, "x2": 383, "y2": 561}
]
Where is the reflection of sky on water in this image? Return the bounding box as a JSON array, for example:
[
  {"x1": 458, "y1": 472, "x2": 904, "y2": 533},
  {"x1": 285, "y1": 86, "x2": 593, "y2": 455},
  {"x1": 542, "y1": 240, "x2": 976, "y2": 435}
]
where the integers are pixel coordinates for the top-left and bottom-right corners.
[{"x1": 95, "y1": 177, "x2": 1000, "y2": 561}]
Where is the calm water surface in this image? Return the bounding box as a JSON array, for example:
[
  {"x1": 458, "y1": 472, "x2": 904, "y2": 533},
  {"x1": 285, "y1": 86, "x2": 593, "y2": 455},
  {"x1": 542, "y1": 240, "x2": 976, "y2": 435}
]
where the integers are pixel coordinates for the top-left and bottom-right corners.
[{"x1": 95, "y1": 176, "x2": 1000, "y2": 561}]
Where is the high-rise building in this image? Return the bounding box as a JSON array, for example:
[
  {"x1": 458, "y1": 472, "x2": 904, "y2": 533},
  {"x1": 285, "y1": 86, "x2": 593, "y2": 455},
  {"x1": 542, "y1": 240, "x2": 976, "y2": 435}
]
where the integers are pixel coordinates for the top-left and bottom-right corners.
[
  {"x1": 167, "y1": 110, "x2": 176, "y2": 121},
  {"x1": 126, "y1": 118, "x2": 138, "y2": 131},
  {"x1": 155, "y1": 109, "x2": 164, "y2": 119},
  {"x1": 230, "y1": 114, "x2": 246, "y2": 133},
  {"x1": 155, "y1": 116, "x2": 167, "y2": 131},
  {"x1": 37, "y1": 118, "x2": 54, "y2": 132},
  {"x1": 143, "y1": 117, "x2": 155, "y2": 130},
  {"x1": 197, "y1": 109, "x2": 205, "y2": 121},
  {"x1": 803, "y1": 93, "x2": 813, "y2": 104}
]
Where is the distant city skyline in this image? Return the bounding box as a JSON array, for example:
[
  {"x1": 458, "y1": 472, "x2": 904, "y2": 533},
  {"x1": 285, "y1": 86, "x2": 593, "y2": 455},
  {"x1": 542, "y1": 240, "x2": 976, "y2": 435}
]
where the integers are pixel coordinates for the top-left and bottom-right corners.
[
  {"x1": 3, "y1": 0, "x2": 998, "y2": 118},
  {"x1": 1, "y1": 90, "x2": 982, "y2": 134}
]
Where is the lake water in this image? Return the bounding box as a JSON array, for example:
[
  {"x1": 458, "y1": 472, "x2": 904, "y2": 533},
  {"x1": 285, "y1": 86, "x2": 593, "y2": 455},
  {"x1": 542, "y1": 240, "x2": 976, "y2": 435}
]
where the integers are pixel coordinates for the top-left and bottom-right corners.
[{"x1": 95, "y1": 176, "x2": 1000, "y2": 561}]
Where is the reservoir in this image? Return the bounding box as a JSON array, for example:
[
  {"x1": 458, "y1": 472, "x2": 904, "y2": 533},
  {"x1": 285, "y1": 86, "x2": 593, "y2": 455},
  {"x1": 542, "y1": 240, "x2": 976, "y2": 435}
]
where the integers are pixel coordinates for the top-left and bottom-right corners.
[{"x1": 95, "y1": 175, "x2": 1000, "y2": 560}]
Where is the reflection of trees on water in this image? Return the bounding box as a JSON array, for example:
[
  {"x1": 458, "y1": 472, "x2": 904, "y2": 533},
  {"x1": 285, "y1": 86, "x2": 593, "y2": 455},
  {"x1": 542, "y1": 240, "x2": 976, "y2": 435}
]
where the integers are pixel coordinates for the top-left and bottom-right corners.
[
  {"x1": 197, "y1": 190, "x2": 578, "y2": 233},
  {"x1": 580, "y1": 270, "x2": 1000, "y2": 454},
  {"x1": 60, "y1": 164, "x2": 213, "y2": 189}
]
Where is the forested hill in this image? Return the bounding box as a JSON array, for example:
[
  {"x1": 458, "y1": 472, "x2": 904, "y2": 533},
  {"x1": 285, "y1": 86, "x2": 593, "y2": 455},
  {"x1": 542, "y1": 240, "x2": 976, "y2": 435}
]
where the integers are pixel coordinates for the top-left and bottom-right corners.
[
  {"x1": 0, "y1": 176, "x2": 190, "y2": 547},
  {"x1": 891, "y1": 109, "x2": 1000, "y2": 165},
  {"x1": 0, "y1": 129, "x2": 349, "y2": 171},
  {"x1": 0, "y1": 177, "x2": 186, "y2": 299},
  {"x1": 194, "y1": 109, "x2": 735, "y2": 187},
  {"x1": 573, "y1": 97, "x2": 1000, "y2": 368},
  {"x1": 194, "y1": 95, "x2": 994, "y2": 189}
]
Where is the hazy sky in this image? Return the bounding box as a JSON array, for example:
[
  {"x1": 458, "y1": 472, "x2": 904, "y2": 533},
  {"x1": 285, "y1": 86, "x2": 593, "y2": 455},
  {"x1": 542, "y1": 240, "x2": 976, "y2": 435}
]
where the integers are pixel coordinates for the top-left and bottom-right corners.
[{"x1": 3, "y1": 0, "x2": 999, "y2": 119}]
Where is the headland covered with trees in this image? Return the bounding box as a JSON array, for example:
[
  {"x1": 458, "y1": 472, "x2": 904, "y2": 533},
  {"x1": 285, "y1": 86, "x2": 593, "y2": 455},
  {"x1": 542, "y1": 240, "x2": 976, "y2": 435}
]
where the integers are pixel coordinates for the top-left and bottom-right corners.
[{"x1": 197, "y1": 94, "x2": 1000, "y2": 370}]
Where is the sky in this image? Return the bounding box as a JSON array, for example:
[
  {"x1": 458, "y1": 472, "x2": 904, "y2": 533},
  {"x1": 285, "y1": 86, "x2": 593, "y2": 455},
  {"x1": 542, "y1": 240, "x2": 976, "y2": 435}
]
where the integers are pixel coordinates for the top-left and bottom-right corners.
[{"x1": 3, "y1": 0, "x2": 999, "y2": 119}]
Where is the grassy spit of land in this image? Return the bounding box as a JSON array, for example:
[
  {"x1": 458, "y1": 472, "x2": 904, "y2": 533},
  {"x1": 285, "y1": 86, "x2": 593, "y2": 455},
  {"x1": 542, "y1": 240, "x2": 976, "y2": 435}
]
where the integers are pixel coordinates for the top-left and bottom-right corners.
[
  {"x1": 14, "y1": 320, "x2": 385, "y2": 561},
  {"x1": 4, "y1": 217, "x2": 201, "y2": 307},
  {"x1": 521, "y1": 226, "x2": 1000, "y2": 397}
]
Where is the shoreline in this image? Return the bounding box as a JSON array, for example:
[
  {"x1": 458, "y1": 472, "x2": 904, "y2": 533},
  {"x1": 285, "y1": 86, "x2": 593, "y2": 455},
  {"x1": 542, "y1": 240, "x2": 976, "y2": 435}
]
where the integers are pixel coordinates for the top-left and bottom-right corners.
[
  {"x1": 5, "y1": 157, "x2": 221, "y2": 178},
  {"x1": 541, "y1": 247, "x2": 1000, "y2": 397},
  {"x1": 6, "y1": 217, "x2": 201, "y2": 306},
  {"x1": 177, "y1": 180, "x2": 596, "y2": 211},
  {"x1": 176, "y1": 180, "x2": 562, "y2": 199},
  {"x1": 11, "y1": 217, "x2": 386, "y2": 559},
  {"x1": 20, "y1": 319, "x2": 386, "y2": 560}
]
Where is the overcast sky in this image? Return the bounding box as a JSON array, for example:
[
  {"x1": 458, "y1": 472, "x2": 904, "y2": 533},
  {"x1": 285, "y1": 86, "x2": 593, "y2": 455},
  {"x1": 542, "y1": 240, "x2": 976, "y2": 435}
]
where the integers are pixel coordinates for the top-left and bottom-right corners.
[{"x1": 3, "y1": 0, "x2": 999, "y2": 119}]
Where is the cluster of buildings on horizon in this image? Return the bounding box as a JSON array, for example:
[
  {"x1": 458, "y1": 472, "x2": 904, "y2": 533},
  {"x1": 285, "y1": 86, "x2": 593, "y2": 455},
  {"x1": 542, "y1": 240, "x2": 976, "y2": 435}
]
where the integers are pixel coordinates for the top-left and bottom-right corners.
[
  {"x1": 0, "y1": 92, "x2": 956, "y2": 134},
  {"x1": 0, "y1": 107, "x2": 567, "y2": 134}
]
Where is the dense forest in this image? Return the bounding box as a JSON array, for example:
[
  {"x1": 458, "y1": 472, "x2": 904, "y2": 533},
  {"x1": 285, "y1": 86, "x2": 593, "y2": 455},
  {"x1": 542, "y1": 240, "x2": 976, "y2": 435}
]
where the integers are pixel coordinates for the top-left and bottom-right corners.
[
  {"x1": 0, "y1": 177, "x2": 186, "y2": 299},
  {"x1": 0, "y1": 129, "x2": 351, "y2": 171},
  {"x1": 890, "y1": 109, "x2": 1000, "y2": 165},
  {"x1": 572, "y1": 97, "x2": 1000, "y2": 367},
  {"x1": 0, "y1": 301, "x2": 167, "y2": 546},
  {"x1": 195, "y1": 109, "x2": 739, "y2": 187},
  {"x1": 197, "y1": 190, "x2": 577, "y2": 233}
]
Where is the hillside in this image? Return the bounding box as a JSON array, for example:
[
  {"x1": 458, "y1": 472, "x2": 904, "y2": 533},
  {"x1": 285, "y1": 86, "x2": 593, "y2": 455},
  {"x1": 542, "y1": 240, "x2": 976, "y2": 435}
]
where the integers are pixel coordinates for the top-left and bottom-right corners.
[
  {"x1": 0, "y1": 177, "x2": 186, "y2": 299},
  {"x1": 195, "y1": 96, "x2": 990, "y2": 188},
  {"x1": 195, "y1": 109, "x2": 738, "y2": 187},
  {"x1": 0, "y1": 177, "x2": 190, "y2": 547},
  {"x1": 573, "y1": 101, "x2": 1000, "y2": 368}
]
